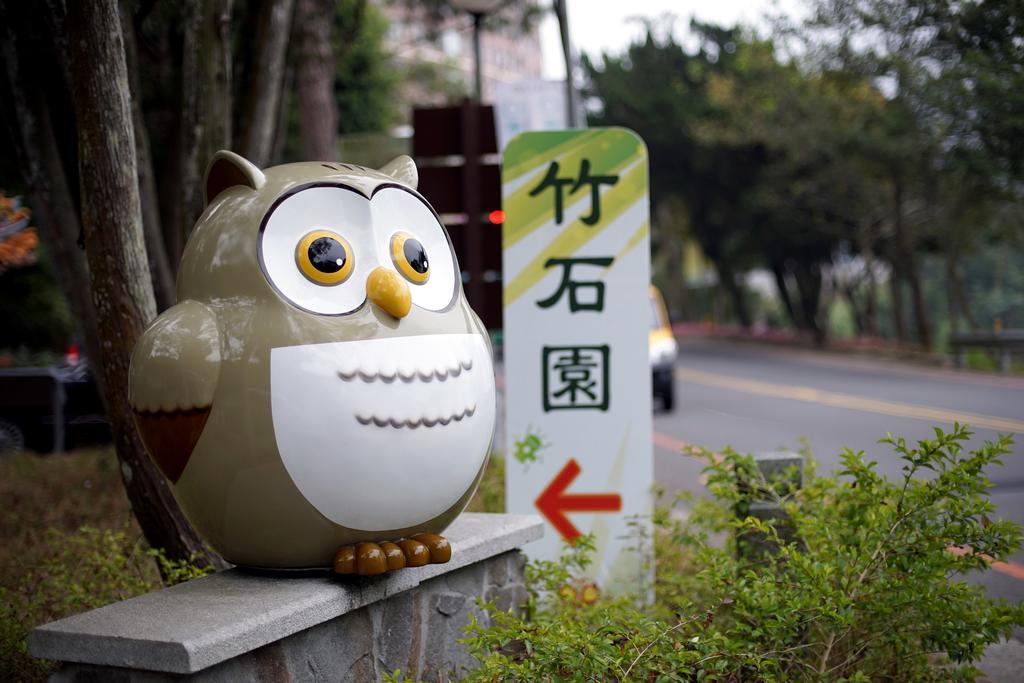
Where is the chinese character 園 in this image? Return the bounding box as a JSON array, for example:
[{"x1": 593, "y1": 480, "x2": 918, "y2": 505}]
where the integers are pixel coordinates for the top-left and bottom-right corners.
[{"x1": 542, "y1": 345, "x2": 610, "y2": 412}]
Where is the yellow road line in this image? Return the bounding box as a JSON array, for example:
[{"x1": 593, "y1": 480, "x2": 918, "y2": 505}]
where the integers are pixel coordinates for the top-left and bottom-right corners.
[{"x1": 677, "y1": 367, "x2": 1024, "y2": 434}]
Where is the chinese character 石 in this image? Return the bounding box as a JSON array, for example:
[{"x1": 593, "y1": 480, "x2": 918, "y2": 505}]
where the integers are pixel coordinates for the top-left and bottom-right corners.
[
  {"x1": 542, "y1": 345, "x2": 610, "y2": 412},
  {"x1": 536, "y1": 256, "x2": 614, "y2": 312},
  {"x1": 528, "y1": 159, "x2": 619, "y2": 225}
]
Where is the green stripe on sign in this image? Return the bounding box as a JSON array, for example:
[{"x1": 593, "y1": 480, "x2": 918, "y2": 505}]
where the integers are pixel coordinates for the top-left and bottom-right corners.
[
  {"x1": 608, "y1": 220, "x2": 649, "y2": 271},
  {"x1": 504, "y1": 162, "x2": 648, "y2": 306},
  {"x1": 503, "y1": 130, "x2": 603, "y2": 182},
  {"x1": 503, "y1": 131, "x2": 646, "y2": 249}
]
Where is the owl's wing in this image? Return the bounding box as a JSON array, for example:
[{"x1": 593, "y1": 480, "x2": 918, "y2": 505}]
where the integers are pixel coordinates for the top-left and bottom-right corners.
[{"x1": 129, "y1": 300, "x2": 220, "y2": 482}]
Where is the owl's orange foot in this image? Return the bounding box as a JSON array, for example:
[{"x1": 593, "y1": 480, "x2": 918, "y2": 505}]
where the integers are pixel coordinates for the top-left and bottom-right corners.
[{"x1": 332, "y1": 534, "x2": 451, "y2": 576}]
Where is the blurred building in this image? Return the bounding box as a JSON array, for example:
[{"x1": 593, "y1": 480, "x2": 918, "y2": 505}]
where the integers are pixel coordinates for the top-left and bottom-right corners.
[
  {"x1": 377, "y1": 2, "x2": 544, "y2": 105},
  {"x1": 375, "y1": 1, "x2": 576, "y2": 147}
]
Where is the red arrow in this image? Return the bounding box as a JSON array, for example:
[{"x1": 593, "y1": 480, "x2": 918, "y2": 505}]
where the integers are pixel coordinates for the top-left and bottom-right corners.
[{"x1": 535, "y1": 458, "x2": 622, "y2": 542}]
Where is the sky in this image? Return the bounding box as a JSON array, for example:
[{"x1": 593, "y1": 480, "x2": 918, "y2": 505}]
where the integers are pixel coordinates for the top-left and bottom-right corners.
[{"x1": 538, "y1": 0, "x2": 809, "y2": 79}]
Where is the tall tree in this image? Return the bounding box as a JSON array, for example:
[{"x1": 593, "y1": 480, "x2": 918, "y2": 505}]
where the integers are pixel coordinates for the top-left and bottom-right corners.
[
  {"x1": 121, "y1": 4, "x2": 176, "y2": 311},
  {"x1": 922, "y1": 0, "x2": 1024, "y2": 183},
  {"x1": 584, "y1": 25, "x2": 761, "y2": 328},
  {"x1": 0, "y1": 0, "x2": 374, "y2": 569},
  {"x1": 333, "y1": 0, "x2": 397, "y2": 135},
  {"x1": 295, "y1": 0, "x2": 338, "y2": 159},
  {"x1": 797, "y1": 0, "x2": 1024, "y2": 348},
  {"x1": 700, "y1": 52, "x2": 894, "y2": 343},
  {"x1": 64, "y1": 0, "x2": 219, "y2": 567},
  {"x1": 236, "y1": 0, "x2": 294, "y2": 166},
  {"x1": 178, "y1": 0, "x2": 234, "y2": 248}
]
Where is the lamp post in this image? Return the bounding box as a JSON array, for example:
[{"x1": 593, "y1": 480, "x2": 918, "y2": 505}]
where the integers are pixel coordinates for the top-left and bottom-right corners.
[
  {"x1": 445, "y1": 0, "x2": 505, "y2": 323},
  {"x1": 471, "y1": 12, "x2": 483, "y2": 101},
  {"x1": 449, "y1": 0, "x2": 505, "y2": 102},
  {"x1": 553, "y1": 0, "x2": 577, "y2": 127}
]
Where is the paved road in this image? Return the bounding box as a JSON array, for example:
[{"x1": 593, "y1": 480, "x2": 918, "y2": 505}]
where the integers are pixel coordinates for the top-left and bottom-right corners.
[{"x1": 654, "y1": 337, "x2": 1024, "y2": 602}]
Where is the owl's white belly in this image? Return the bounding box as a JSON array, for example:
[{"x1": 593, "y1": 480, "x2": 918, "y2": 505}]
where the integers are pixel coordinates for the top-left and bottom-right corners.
[{"x1": 270, "y1": 334, "x2": 495, "y2": 531}]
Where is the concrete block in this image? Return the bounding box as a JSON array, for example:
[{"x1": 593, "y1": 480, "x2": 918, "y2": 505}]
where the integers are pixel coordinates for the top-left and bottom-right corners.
[
  {"x1": 434, "y1": 592, "x2": 469, "y2": 617},
  {"x1": 485, "y1": 583, "x2": 528, "y2": 614},
  {"x1": 444, "y1": 562, "x2": 484, "y2": 597},
  {"x1": 30, "y1": 513, "x2": 542, "y2": 677},
  {"x1": 736, "y1": 453, "x2": 803, "y2": 559},
  {"x1": 373, "y1": 589, "x2": 422, "y2": 677},
  {"x1": 487, "y1": 551, "x2": 510, "y2": 587},
  {"x1": 422, "y1": 591, "x2": 477, "y2": 681},
  {"x1": 754, "y1": 451, "x2": 802, "y2": 494}
]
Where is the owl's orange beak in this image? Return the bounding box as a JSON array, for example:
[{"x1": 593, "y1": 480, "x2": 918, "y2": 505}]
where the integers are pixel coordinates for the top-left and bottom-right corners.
[{"x1": 366, "y1": 267, "x2": 411, "y2": 319}]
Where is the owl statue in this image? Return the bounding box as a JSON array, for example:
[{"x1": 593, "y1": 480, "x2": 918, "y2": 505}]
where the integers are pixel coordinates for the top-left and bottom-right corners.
[{"x1": 129, "y1": 151, "x2": 496, "y2": 575}]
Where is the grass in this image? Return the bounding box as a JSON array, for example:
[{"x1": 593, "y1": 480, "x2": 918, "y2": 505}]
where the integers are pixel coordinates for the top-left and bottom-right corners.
[
  {"x1": 0, "y1": 448, "x2": 142, "y2": 589},
  {"x1": 1, "y1": 447, "x2": 507, "y2": 588},
  {"x1": 0, "y1": 447, "x2": 507, "y2": 680},
  {"x1": 960, "y1": 347, "x2": 1024, "y2": 373},
  {"x1": 0, "y1": 448, "x2": 163, "y2": 681},
  {"x1": 466, "y1": 453, "x2": 505, "y2": 513}
]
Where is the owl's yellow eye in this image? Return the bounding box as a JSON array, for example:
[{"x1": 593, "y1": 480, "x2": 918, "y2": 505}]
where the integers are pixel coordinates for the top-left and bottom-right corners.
[
  {"x1": 296, "y1": 230, "x2": 354, "y2": 286},
  {"x1": 390, "y1": 231, "x2": 430, "y2": 284}
]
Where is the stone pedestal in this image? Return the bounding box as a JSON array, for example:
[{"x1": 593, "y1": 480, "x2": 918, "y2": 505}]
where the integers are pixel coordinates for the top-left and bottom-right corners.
[
  {"x1": 29, "y1": 513, "x2": 543, "y2": 682},
  {"x1": 737, "y1": 452, "x2": 803, "y2": 558}
]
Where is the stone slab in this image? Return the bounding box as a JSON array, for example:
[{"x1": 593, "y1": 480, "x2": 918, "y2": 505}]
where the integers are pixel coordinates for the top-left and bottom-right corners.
[{"x1": 28, "y1": 513, "x2": 543, "y2": 675}]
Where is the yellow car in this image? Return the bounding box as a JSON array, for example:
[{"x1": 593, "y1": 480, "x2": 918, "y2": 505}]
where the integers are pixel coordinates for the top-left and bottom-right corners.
[{"x1": 649, "y1": 286, "x2": 677, "y2": 411}]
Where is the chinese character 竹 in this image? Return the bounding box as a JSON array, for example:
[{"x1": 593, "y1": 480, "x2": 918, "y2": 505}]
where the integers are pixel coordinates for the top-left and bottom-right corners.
[{"x1": 528, "y1": 159, "x2": 619, "y2": 226}]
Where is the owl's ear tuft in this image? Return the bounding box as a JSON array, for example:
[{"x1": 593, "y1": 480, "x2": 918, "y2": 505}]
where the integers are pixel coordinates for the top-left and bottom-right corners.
[
  {"x1": 379, "y1": 155, "x2": 418, "y2": 189},
  {"x1": 204, "y1": 150, "x2": 266, "y2": 206}
]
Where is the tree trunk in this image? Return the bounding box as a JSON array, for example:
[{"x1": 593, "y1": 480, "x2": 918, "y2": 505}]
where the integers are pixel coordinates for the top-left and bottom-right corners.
[
  {"x1": 663, "y1": 231, "x2": 688, "y2": 320},
  {"x1": 295, "y1": 0, "x2": 337, "y2": 160},
  {"x1": 770, "y1": 261, "x2": 800, "y2": 329},
  {"x1": 0, "y1": 2, "x2": 103, "y2": 380},
  {"x1": 848, "y1": 289, "x2": 868, "y2": 336},
  {"x1": 889, "y1": 266, "x2": 908, "y2": 344},
  {"x1": 952, "y1": 265, "x2": 977, "y2": 331},
  {"x1": 237, "y1": 0, "x2": 294, "y2": 166},
  {"x1": 179, "y1": 0, "x2": 234, "y2": 244},
  {"x1": 121, "y1": 2, "x2": 176, "y2": 311},
  {"x1": 945, "y1": 244, "x2": 961, "y2": 336},
  {"x1": 892, "y1": 176, "x2": 931, "y2": 348},
  {"x1": 715, "y1": 259, "x2": 751, "y2": 328},
  {"x1": 652, "y1": 199, "x2": 688, "y2": 319},
  {"x1": 793, "y1": 263, "x2": 825, "y2": 345},
  {"x1": 65, "y1": 0, "x2": 221, "y2": 568},
  {"x1": 151, "y1": 21, "x2": 185, "y2": 267},
  {"x1": 942, "y1": 193, "x2": 979, "y2": 335},
  {"x1": 836, "y1": 278, "x2": 867, "y2": 337},
  {"x1": 270, "y1": 64, "x2": 294, "y2": 163},
  {"x1": 904, "y1": 252, "x2": 931, "y2": 348},
  {"x1": 860, "y1": 243, "x2": 879, "y2": 337}
]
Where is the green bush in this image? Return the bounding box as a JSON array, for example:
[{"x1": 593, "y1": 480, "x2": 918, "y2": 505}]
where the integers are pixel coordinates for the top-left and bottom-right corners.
[
  {"x1": 0, "y1": 525, "x2": 211, "y2": 681},
  {"x1": 462, "y1": 425, "x2": 1024, "y2": 681}
]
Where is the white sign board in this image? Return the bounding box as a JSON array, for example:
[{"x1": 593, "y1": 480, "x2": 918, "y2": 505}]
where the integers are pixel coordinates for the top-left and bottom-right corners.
[
  {"x1": 502, "y1": 129, "x2": 653, "y2": 595},
  {"x1": 493, "y1": 79, "x2": 573, "y2": 150}
]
